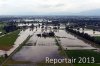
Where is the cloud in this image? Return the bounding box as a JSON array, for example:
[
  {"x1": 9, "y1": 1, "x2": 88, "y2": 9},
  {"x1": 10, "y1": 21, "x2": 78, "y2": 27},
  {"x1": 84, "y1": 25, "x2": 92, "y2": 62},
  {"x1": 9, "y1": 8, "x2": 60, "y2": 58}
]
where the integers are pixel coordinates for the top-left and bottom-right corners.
[{"x1": 0, "y1": 0, "x2": 100, "y2": 15}]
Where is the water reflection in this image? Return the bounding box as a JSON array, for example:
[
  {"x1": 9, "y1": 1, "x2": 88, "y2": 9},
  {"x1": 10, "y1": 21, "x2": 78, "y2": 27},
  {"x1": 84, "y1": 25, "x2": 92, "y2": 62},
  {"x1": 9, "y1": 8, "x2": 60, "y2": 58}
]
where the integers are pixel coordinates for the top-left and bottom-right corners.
[
  {"x1": 0, "y1": 24, "x2": 98, "y2": 63},
  {"x1": 12, "y1": 46, "x2": 62, "y2": 62},
  {"x1": 55, "y1": 30, "x2": 96, "y2": 50}
]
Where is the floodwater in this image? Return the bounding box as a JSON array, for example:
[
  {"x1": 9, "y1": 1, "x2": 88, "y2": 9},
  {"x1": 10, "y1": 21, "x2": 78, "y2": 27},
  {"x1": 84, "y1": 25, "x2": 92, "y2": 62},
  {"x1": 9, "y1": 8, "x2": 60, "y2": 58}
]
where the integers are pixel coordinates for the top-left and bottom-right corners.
[
  {"x1": 55, "y1": 30, "x2": 96, "y2": 50},
  {"x1": 0, "y1": 23, "x2": 98, "y2": 63},
  {"x1": 12, "y1": 25, "x2": 96, "y2": 62},
  {"x1": 75, "y1": 28, "x2": 100, "y2": 36},
  {"x1": 12, "y1": 46, "x2": 60, "y2": 62},
  {"x1": 12, "y1": 27, "x2": 62, "y2": 62}
]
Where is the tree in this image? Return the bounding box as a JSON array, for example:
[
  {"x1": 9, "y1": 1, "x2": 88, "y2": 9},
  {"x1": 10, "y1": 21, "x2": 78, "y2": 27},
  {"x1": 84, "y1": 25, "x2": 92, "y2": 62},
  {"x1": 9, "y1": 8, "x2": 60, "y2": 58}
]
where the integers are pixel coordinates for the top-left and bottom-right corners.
[
  {"x1": 82, "y1": 27, "x2": 84, "y2": 33},
  {"x1": 93, "y1": 29, "x2": 95, "y2": 34}
]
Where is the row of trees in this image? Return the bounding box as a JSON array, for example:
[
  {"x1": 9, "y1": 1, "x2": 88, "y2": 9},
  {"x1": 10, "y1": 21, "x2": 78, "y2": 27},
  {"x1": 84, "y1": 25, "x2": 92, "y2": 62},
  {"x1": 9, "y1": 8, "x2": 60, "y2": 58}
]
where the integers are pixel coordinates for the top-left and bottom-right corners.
[
  {"x1": 66, "y1": 27, "x2": 100, "y2": 45},
  {"x1": 3, "y1": 25, "x2": 18, "y2": 33},
  {"x1": 3, "y1": 22, "x2": 18, "y2": 33}
]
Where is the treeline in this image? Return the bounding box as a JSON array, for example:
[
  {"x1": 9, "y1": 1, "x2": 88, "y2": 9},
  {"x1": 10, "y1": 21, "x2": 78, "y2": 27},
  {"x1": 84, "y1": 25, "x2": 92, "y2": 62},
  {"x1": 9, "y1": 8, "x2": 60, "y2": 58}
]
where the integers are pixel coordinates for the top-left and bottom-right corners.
[
  {"x1": 3, "y1": 25, "x2": 18, "y2": 33},
  {"x1": 65, "y1": 27, "x2": 100, "y2": 45},
  {"x1": 3, "y1": 22, "x2": 19, "y2": 33}
]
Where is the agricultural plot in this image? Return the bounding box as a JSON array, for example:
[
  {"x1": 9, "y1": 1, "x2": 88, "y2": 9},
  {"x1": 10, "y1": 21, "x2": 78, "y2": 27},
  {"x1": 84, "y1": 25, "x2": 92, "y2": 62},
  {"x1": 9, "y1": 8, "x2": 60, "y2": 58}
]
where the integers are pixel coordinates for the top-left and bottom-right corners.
[
  {"x1": 0, "y1": 28, "x2": 35, "y2": 64},
  {"x1": 12, "y1": 46, "x2": 60, "y2": 62},
  {"x1": 0, "y1": 30, "x2": 20, "y2": 50},
  {"x1": 36, "y1": 38, "x2": 56, "y2": 46},
  {"x1": 55, "y1": 30, "x2": 96, "y2": 50},
  {"x1": 95, "y1": 36, "x2": 100, "y2": 41},
  {"x1": 1, "y1": 25, "x2": 100, "y2": 66},
  {"x1": 11, "y1": 27, "x2": 97, "y2": 64},
  {"x1": 12, "y1": 27, "x2": 62, "y2": 63},
  {"x1": 65, "y1": 50, "x2": 100, "y2": 66}
]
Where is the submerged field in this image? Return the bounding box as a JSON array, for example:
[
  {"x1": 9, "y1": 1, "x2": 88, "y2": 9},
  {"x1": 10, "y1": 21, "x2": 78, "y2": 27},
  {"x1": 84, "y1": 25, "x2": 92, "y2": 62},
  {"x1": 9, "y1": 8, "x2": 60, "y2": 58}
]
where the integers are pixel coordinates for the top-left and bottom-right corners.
[
  {"x1": 0, "y1": 23, "x2": 100, "y2": 66},
  {"x1": 5, "y1": 27, "x2": 97, "y2": 65}
]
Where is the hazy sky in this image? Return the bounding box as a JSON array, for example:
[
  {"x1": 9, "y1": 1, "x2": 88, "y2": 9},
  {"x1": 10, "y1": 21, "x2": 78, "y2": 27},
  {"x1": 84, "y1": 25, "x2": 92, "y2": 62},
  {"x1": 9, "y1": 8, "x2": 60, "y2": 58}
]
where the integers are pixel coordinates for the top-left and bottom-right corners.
[{"x1": 0, "y1": 0, "x2": 100, "y2": 15}]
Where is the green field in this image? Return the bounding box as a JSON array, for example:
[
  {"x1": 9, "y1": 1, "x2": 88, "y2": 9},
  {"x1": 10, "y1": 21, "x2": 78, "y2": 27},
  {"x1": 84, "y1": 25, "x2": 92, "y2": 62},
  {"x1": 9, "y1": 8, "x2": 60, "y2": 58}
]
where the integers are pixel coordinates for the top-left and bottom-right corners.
[
  {"x1": 95, "y1": 36, "x2": 100, "y2": 41},
  {"x1": 0, "y1": 30, "x2": 20, "y2": 50},
  {"x1": 0, "y1": 57, "x2": 5, "y2": 64},
  {"x1": 65, "y1": 50, "x2": 100, "y2": 66},
  {"x1": 74, "y1": 64, "x2": 100, "y2": 66}
]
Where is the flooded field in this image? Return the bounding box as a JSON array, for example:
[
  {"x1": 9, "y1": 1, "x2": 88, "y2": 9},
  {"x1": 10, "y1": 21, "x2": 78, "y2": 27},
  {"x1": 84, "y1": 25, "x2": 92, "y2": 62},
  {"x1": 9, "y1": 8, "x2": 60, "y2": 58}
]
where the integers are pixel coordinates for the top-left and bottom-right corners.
[
  {"x1": 12, "y1": 24, "x2": 96, "y2": 63},
  {"x1": 0, "y1": 23, "x2": 99, "y2": 65},
  {"x1": 75, "y1": 28, "x2": 100, "y2": 36},
  {"x1": 12, "y1": 46, "x2": 60, "y2": 62},
  {"x1": 12, "y1": 27, "x2": 62, "y2": 62},
  {"x1": 55, "y1": 30, "x2": 96, "y2": 50}
]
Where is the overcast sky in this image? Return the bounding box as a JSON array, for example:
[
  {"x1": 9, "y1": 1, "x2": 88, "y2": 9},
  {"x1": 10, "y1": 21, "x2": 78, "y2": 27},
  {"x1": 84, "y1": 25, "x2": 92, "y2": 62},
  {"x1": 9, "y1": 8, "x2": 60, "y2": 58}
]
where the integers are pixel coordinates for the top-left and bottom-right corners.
[{"x1": 0, "y1": 0, "x2": 100, "y2": 15}]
